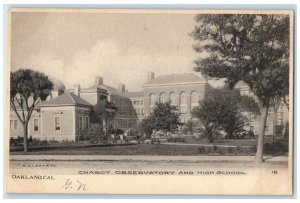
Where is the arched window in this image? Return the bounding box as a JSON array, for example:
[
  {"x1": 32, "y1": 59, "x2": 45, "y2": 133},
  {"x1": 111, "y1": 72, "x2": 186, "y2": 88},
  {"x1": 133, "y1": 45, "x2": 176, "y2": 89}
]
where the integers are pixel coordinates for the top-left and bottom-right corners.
[
  {"x1": 169, "y1": 92, "x2": 177, "y2": 106},
  {"x1": 180, "y1": 91, "x2": 187, "y2": 113},
  {"x1": 190, "y1": 91, "x2": 198, "y2": 110},
  {"x1": 149, "y1": 93, "x2": 155, "y2": 112},
  {"x1": 159, "y1": 92, "x2": 167, "y2": 103}
]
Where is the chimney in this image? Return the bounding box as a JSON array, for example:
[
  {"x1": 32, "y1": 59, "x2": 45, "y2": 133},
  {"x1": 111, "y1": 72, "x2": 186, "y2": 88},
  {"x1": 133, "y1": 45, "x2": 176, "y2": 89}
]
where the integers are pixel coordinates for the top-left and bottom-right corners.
[
  {"x1": 95, "y1": 76, "x2": 103, "y2": 87},
  {"x1": 73, "y1": 84, "x2": 80, "y2": 96},
  {"x1": 118, "y1": 83, "x2": 125, "y2": 93},
  {"x1": 147, "y1": 72, "x2": 155, "y2": 82}
]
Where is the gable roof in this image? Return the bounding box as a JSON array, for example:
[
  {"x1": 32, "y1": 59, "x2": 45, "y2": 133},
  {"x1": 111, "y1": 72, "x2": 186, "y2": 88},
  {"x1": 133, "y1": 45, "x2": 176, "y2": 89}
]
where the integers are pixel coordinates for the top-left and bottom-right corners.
[
  {"x1": 39, "y1": 92, "x2": 92, "y2": 107},
  {"x1": 144, "y1": 73, "x2": 206, "y2": 86},
  {"x1": 126, "y1": 91, "x2": 144, "y2": 98}
]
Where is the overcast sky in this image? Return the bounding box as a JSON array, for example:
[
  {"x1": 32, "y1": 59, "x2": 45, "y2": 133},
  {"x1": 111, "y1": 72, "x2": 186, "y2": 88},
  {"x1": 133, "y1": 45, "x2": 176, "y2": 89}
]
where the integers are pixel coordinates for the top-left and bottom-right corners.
[{"x1": 10, "y1": 11, "x2": 213, "y2": 91}]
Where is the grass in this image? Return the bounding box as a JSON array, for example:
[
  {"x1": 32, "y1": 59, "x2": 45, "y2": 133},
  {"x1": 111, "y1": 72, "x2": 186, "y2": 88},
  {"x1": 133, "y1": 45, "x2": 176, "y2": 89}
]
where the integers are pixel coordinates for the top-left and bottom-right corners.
[
  {"x1": 10, "y1": 143, "x2": 256, "y2": 156},
  {"x1": 10, "y1": 137, "x2": 287, "y2": 156}
]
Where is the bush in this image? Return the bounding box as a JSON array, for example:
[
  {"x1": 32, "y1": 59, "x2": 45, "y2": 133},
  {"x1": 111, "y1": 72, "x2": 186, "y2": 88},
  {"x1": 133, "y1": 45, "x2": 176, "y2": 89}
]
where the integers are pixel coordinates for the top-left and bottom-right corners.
[
  {"x1": 264, "y1": 140, "x2": 288, "y2": 154},
  {"x1": 10, "y1": 136, "x2": 24, "y2": 147},
  {"x1": 227, "y1": 147, "x2": 235, "y2": 154},
  {"x1": 127, "y1": 128, "x2": 139, "y2": 137},
  {"x1": 86, "y1": 124, "x2": 103, "y2": 142},
  {"x1": 40, "y1": 140, "x2": 49, "y2": 145},
  {"x1": 198, "y1": 146, "x2": 207, "y2": 154}
]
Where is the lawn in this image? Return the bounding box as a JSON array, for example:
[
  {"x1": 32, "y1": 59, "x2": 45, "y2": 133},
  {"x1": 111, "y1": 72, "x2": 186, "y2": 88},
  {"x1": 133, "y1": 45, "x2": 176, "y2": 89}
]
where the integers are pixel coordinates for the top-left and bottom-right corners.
[
  {"x1": 10, "y1": 137, "x2": 287, "y2": 156},
  {"x1": 10, "y1": 143, "x2": 257, "y2": 156}
]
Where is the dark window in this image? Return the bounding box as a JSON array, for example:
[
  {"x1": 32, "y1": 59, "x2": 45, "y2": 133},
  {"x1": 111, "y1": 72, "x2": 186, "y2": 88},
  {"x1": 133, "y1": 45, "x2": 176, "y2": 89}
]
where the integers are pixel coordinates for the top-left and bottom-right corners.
[
  {"x1": 34, "y1": 119, "x2": 38, "y2": 131},
  {"x1": 55, "y1": 117, "x2": 61, "y2": 131},
  {"x1": 85, "y1": 116, "x2": 89, "y2": 129}
]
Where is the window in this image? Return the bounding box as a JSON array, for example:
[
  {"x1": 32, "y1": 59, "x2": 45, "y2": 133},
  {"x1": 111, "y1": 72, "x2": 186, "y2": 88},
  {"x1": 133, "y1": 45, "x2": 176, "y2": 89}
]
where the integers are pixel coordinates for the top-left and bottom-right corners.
[
  {"x1": 79, "y1": 116, "x2": 84, "y2": 130},
  {"x1": 141, "y1": 100, "x2": 144, "y2": 105},
  {"x1": 10, "y1": 120, "x2": 13, "y2": 130},
  {"x1": 190, "y1": 91, "x2": 198, "y2": 110},
  {"x1": 10, "y1": 120, "x2": 17, "y2": 130},
  {"x1": 85, "y1": 116, "x2": 89, "y2": 129},
  {"x1": 34, "y1": 119, "x2": 39, "y2": 132},
  {"x1": 133, "y1": 100, "x2": 140, "y2": 106},
  {"x1": 149, "y1": 93, "x2": 155, "y2": 112},
  {"x1": 265, "y1": 126, "x2": 269, "y2": 132},
  {"x1": 141, "y1": 108, "x2": 144, "y2": 115},
  {"x1": 169, "y1": 92, "x2": 177, "y2": 106},
  {"x1": 159, "y1": 92, "x2": 167, "y2": 103},
  {"x1": 180, "y1": 92, "x2": 187, "y2": 113},
  {"x1": 55, "y1": 117, "x2": 61, "y2": 131}
]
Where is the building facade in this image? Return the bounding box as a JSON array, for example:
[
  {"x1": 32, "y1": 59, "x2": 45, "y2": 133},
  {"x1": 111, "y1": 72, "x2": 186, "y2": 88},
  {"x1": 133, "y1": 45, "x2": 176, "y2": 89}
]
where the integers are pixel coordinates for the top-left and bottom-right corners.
[
  {"x1": 10, "y1": 72, "x2": 288, "y2": 142},
  {"x1": 235, "y1": 81, "x2": 288, "y2": 137},
  {"x1": 10, "y1": 75, "x2": 138, "y2": 141},
  {"x1": 10, "y1": 92, "x2": 92, "y2": 142},
  {"x1": 127, "y1": 72, "x2": 207, "y2": 123}
]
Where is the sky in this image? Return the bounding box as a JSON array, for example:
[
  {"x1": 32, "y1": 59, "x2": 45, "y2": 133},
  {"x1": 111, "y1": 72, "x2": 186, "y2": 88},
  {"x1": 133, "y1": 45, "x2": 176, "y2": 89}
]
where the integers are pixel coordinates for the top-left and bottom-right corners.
[{"x1": 10, "y1": 10, "x2": 214, "y2": 91}]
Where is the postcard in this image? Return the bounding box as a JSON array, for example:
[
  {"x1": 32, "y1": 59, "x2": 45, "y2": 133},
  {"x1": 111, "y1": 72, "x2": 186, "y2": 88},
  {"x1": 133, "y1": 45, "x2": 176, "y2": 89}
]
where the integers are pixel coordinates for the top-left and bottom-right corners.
[{"x1": 6, "y1": 8, "x2": 294, "y2": 195}]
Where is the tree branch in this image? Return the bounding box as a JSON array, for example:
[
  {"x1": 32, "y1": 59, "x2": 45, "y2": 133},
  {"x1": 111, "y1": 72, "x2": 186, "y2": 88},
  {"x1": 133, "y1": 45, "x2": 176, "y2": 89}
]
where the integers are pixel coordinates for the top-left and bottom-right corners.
[{"x1": 10, "y1": 98, "x2": 25, "y2": 124}]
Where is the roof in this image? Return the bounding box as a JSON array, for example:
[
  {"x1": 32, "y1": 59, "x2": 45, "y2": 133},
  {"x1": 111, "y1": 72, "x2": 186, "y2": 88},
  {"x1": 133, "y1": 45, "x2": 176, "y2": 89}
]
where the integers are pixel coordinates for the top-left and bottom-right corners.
[
  {"x1": 81, "y1": 84, "x2": 128, "y2": 97},
  {"x1": 126, "y1": 91, "x2": 144, "y2": 98},
  {"x1": 39, "y1": 92, "x2": 92, "y2": 107},
  {"x1": 144, "y1": 73, "x2": 206, "y2": 86},
  {"x1": 101, "y1": 85, "x2": 127, "y2": 97}
]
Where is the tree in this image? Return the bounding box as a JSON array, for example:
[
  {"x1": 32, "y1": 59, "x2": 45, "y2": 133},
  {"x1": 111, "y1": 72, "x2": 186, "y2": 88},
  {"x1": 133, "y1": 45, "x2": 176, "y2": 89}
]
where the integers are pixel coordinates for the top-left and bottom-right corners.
[
  {"x1": 191, "y1": 14, "x2": 290, "y2": 163},
  {"x1": 139, "y1": 117, "x2": 155, "y2": 137},
  {"x1": 90, "y1": 99, "x2": 117, "y2": 135},
  {"x1": 10, "y1": 69, "x2": 53, "y2": 152},
  {"x1": 140, "y1": 102, "x2": 181, "y2": 136},
  {"x1": 192, "y1": 87, "x2": 252, "y2": 141}
]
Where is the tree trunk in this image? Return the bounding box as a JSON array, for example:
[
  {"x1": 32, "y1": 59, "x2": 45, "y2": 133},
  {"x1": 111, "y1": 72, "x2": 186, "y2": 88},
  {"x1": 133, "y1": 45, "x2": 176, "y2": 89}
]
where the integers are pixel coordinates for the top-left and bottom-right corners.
[
  {"x1": 255, "y1": 106, "x2": 269, "y2": 164},
  {"x1": 23, "y1": 122, "x2": 28, "y2": 153}
]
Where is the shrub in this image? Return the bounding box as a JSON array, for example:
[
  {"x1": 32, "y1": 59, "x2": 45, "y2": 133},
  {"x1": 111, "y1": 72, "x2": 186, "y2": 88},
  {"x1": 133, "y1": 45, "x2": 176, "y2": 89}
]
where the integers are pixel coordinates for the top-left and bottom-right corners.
[
  {"x1": 86, "y1": 124, "x2": 103, "y2": 142},
  {"x1": 264, "y1": 140, "x2": 288, "y2": 154},
  {"x1": 127, "y1": 128, "x2": 139, "y2": 137},
  {"x1": 198, "y1": 146, "x2": 207, "y2": 154},
  {"x1": 40, "y1": 140, "x2": 48, "y2": 145},
  {"x1": 10, "y1": 136, "x2": 24, "y2": 146},
  {"x1": 227, "y1": 147, "x2": 235, "y2": 154}
]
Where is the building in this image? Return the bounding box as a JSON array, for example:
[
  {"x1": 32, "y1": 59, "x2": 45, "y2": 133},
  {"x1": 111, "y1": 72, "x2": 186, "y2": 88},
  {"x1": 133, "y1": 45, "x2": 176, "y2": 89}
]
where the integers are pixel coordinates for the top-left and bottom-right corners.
[
  {"x1": 127, "y1": 72, "x2": 208, "y2": 123},
  {"x1": 235, "y1": 81, "x2": 288, "y2": 137},
  {"x1": 126, "y1": 91, "x2": 145, "y2": 123},
  {"x1": 75, "y1": 76, "x2": 138, "y2": 130},
  {"x1": 10, "y1": 76, "x2": 138, "y2": 141},
  {"x1": 11, "y1": 71, "x2": 287, "y2": 142},
  {"x1": 10, "y1": 92, "x2": 92, "y2": 142}
]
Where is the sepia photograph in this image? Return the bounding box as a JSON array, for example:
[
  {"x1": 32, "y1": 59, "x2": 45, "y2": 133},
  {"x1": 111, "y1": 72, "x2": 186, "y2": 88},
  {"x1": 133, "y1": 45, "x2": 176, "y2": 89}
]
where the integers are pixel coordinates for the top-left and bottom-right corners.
[{"x1": 6, "y1": 8, "x2": 294, "y2": 195}]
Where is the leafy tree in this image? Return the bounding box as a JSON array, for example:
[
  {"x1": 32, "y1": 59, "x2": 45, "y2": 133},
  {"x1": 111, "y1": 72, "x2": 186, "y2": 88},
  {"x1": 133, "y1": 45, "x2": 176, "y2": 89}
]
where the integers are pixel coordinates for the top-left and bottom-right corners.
[
  {"x1": 90, "y1": 100, "x2": 117, "y2": 135},
  {"x1": 184, "y1": 119, "x2": 195, "y2": 135},
  {"x1": 140, "y1": 102, "x2": 181, "y2": 136},
  {"x1": 10, "y1": 69, "x2": 53, "y2": 152},
  {"x1": 191, "y1": 14, "x2": 290, "y2": 163},
  {"x1": 139, "y1": 117, "x2": 155, "y2": 137},
  {"x1": 50, "y1": 77, "x2": 66, "y2": 95},
  {"x1": 192, "y1": 87, "x2": 249, "y2": 141}
]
